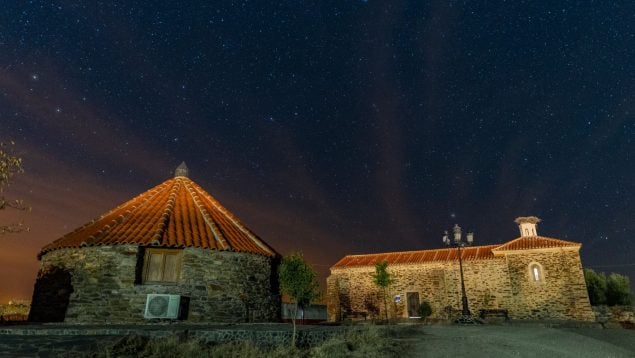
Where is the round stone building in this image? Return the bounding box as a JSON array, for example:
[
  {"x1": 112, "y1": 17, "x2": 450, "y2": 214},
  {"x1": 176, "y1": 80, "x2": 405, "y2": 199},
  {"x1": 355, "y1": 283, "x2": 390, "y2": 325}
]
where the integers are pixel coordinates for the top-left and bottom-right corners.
[{"x1": 29, "y1": 163, "x2": 280, "y2": 323}]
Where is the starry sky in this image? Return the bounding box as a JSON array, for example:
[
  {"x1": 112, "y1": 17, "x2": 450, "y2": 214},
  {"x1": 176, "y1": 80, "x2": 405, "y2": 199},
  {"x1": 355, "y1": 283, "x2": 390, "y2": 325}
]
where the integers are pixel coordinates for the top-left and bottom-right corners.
[{"x1": 1, "y1": 1, "x2": 634, "y2": 302}]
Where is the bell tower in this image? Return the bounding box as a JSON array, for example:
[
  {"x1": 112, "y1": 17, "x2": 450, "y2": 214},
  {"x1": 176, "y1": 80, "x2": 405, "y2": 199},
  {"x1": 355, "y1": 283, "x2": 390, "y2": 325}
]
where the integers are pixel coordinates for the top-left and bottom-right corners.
[{"x1": 514, "y1": 216, "x2": 541, "y2": 237}]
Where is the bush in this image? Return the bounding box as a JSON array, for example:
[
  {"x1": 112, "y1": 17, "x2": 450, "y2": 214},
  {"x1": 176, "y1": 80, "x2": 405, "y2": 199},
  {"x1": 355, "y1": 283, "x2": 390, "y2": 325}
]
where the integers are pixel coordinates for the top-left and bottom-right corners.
[
  {"x1": 606, "y1": 273, "x2": 633, "y2": 306},
  {"x1": 584, "y1": 269, "x2": 607, "y2": 305},
  {"x1": 417, "y1": 302, "x2": 432, "y2": 320}
]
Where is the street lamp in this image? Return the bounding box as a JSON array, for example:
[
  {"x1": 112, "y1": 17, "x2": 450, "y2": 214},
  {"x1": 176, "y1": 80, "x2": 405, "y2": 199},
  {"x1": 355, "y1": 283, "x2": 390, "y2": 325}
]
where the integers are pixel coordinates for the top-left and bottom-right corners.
[{"x1": 443, "y1": 224, "x2": 475, "y2": 324}]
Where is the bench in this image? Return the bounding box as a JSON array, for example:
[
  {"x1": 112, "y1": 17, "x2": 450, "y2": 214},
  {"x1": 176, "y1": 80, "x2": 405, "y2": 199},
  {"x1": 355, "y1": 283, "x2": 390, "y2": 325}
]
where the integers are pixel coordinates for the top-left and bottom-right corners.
[{"x1": 479, "y1": 309, "x2": 509, "y2": 321}]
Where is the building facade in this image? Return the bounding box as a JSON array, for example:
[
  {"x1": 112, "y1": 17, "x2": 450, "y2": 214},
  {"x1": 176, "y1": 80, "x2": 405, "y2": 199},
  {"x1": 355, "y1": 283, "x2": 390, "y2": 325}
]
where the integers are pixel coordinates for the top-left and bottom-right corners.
[
  {"x1": 29, "y1": 163, "x2": 280, "y2": 323},
  {"x1": 326, "y1": 217, "x2": 594, "y2": 322}
]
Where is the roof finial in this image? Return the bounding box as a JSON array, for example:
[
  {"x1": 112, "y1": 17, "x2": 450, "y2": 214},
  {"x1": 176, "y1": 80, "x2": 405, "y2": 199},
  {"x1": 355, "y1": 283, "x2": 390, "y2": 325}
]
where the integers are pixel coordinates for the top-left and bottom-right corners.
[
  {"x1": 175, "y1": 162, "x2": 189, "y2": 178},
  {"x1": 514, "y1": 216, "x2": 541, "y2": 237}
]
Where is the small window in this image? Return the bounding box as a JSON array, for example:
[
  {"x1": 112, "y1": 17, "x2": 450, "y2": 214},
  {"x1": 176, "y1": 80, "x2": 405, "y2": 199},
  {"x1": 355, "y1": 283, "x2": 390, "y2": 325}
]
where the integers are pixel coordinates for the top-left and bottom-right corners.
[
  {"x1": 143, "y1": 248, "x2": 182, "y2": 283},
  {"x1": 529, "y1": 262, "x2": 543, "y2": 283}
]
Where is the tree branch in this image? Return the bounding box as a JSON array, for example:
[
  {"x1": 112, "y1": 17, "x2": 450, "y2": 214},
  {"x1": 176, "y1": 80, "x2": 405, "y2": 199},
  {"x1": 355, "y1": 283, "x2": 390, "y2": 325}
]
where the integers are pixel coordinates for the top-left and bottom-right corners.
[
  {"x1": 0, "y1": 197, "x2": 29, "y2": 211},
  {"x1": 0, "y1": 223, "x2": 29, "y2": 235}
]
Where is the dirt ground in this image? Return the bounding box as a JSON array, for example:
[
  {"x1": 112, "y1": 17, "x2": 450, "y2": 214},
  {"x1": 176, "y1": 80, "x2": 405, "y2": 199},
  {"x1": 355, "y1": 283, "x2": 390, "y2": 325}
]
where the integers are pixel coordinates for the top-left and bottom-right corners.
[
  {"x1": 0, "y1": 323, "x2": 633, "y2": 357},
  {"x1": 411, "y1": 325, "x2": 635, "y2": 358}
]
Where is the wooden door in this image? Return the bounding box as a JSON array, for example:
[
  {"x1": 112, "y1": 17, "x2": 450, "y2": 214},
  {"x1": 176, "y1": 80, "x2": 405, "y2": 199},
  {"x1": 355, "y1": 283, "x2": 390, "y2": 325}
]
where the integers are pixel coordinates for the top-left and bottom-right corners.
[{"x1": 407, "y1": 292, "x2": 420, "y2": 317}]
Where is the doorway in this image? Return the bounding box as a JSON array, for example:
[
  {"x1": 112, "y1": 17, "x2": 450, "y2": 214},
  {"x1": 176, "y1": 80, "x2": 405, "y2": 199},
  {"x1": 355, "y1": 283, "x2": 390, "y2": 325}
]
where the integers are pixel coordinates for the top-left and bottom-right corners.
[{"x1": 407, "y1": 292, "x2": 420, "y2": 317}]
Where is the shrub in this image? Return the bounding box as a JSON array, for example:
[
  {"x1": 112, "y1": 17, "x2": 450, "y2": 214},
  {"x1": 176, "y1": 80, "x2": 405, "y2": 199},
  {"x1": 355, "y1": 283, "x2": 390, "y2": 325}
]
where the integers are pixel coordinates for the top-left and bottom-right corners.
[
  {"x1": 584, "y1": 269, "x2": 607, "y2": 305},
  {"x1": 606, "y1": 273, "x2": 633, "y2": 306},
  {"x1": 417, "y1": 301, "x2": 432, "y2": 320}
]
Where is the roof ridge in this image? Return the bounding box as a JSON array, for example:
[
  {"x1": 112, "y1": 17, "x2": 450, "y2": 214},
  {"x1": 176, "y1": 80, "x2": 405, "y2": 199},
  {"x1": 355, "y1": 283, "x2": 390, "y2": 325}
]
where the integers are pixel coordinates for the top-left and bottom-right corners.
[
  {"x1": 491, "y1": 236, "x2": 524, "y2": 251},
  {"x1": 151, "y1": 179, "x2": 181, "y2": 245},
  {"x1": 190, "y1": 181, "x2": 276, "y2": 256},
  {"x1": 182, "y1": 178, "x2": 228, "y2": 250},
  {"x1": 87, "y1": 184, "x2": 167, "y2": 246}
]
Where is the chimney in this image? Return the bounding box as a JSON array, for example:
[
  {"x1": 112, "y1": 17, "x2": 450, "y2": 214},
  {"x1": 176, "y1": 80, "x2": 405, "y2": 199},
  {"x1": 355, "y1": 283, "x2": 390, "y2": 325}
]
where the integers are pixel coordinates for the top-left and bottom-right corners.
[{"x1": 514, "y1": 216, "x2": 541, "y2": 237}]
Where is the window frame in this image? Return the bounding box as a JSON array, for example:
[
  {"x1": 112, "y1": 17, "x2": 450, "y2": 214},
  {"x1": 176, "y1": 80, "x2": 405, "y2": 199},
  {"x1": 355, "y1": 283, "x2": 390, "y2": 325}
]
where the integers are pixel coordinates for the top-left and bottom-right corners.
[
  {"x1": 528, "y1": 262, "x2": 544, "y2": 283},
  {"x1": 142, "y1": 248, "x2": 183, "y2": 284}
]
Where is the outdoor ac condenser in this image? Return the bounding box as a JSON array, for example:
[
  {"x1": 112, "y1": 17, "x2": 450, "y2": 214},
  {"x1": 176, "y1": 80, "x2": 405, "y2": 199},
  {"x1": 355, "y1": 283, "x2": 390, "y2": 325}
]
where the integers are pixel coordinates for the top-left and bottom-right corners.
[{"x1": 144, "y1": 294, "x2": 181, "y2": 319}]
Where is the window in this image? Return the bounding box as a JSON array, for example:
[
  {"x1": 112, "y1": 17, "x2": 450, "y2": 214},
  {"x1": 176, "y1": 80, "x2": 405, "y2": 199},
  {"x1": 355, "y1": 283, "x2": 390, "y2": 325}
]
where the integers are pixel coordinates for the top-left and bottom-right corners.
[
  {"x1": 143, "y1": 248, "x2": 182, "y2": 283},
  {"x1": 528, "y1": 262, "x2": 543, "y2": 283}
]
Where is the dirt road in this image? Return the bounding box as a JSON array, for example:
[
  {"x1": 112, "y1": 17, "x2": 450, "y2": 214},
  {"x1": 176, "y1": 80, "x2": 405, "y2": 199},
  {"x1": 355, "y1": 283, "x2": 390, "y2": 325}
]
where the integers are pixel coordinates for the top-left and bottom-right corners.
[{"x1": 412, "y1": 325, "x2": 635, "y2": 358}]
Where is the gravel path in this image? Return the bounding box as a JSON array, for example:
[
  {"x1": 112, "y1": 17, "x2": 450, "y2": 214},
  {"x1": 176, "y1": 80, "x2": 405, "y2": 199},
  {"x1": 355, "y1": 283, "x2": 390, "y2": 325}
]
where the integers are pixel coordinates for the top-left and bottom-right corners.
[{"x1": 412, "y1": 325, "x2": 635, "y2": 358}]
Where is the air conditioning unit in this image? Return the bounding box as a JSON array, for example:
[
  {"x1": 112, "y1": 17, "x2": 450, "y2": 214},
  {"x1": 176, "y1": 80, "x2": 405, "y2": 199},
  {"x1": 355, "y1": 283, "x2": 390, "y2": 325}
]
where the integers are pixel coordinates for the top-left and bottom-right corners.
[{"x1": 144, "y1": 294, "x2": 181, "y2": 319}]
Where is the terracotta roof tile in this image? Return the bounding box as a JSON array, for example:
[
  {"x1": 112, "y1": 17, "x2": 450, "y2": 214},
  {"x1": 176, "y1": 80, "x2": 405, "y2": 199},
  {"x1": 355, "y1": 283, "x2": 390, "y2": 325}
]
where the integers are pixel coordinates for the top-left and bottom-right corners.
[
  {"x1": 39, "y1": 177, "x2": 278, "y2": 258},
  {"x1": 331, "y1": 245, "x2": 500, "y2": 269},
  {"x1": 332, "y1": 235, "x2": 582, "y2": 269},
  {"x1": 491, "y1": 236, "x2": 580, "y2": 252}
]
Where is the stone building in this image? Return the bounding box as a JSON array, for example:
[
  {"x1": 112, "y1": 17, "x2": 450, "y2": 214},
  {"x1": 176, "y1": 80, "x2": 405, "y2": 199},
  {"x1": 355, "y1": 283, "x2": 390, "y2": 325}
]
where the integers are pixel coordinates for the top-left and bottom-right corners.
[
  {"x1": 326, "y1": 217, "x2": 594, "y2": 322},
  {"x1": 29, "y1": 163, "x2": 280, "y2": 323}
]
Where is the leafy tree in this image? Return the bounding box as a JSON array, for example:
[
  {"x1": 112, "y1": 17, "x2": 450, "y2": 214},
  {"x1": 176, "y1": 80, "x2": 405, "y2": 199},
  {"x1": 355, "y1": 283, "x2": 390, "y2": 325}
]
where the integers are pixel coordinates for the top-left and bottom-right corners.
[
  {"x1": 278, "y1": 252, "x2": 320, "y2": 347},
  {"x1": 584, "y1": 268, "x2": 633, "y2": 306},
  {"x1": 584, "y1": 269, "x2": 607, "y2": 305},
  {"x1": 0, "y1": 141, "x2": 27, "y2": 234},
  {"x1": 372, "y1": 261, "x2": 394, "y2": 321},
  {"x1": 606, "y1": 273, "x2": 633, "y2": 306}
]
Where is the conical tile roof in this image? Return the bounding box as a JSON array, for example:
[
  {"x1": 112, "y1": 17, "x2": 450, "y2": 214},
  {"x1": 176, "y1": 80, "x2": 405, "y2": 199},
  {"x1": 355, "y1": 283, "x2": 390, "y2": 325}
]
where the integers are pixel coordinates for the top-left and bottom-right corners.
[{"x1": 39, "y1": 169, "x2": 278, "y2": 258}]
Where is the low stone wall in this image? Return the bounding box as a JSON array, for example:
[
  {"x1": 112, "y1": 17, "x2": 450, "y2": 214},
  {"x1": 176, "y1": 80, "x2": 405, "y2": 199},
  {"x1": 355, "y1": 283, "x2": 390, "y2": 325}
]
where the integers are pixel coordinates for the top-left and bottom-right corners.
[
  {"x1": 30, "y1": 246, "x2": 280, "y2": 323},
  {"x1": 593, "y1": 305, "x2": 635, "y2": 328}
]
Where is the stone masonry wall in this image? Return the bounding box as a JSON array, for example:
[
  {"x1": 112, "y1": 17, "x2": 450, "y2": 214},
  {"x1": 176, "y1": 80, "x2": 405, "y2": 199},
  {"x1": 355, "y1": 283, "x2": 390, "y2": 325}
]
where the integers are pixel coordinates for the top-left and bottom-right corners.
[
  {"x1": 32, "y1": 246, "x2": 280, "y2": 323},
  {"x1": 504, "y1": 248, "x2": 594, "y2": 321},
  {"x1": 327, "y1": 248, "x2": 594, "y2": 322},
  {"x1": 327, "y1": 258, "x2": 513, "y2": 322}
]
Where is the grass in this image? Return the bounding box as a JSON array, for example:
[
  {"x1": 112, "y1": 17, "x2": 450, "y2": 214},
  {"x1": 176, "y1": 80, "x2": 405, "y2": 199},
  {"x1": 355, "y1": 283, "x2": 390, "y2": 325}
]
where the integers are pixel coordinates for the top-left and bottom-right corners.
[{"x1": 86, "y1": 325, "x2": 415, "y2": 358}]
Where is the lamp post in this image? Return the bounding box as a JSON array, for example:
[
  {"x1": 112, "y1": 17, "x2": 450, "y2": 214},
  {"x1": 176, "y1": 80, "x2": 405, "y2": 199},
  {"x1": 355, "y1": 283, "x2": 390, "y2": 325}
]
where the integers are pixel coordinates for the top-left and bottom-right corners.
[{"x1": 443, "y1": 224, "x2": 475, "y2": 324}]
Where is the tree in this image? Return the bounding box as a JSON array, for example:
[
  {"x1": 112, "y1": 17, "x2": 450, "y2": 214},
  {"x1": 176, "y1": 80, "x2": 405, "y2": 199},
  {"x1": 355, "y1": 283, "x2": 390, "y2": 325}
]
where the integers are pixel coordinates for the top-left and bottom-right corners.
[
  {"x1": 0, "y1": 141, "x2": 27, "y2": 234},
  {"x1": 584, "y1": 268, "x2": 633, "y2": 306},
  {"x1": 372, "y1": 261, "x2": 394, "y2": 321},
  {"x1": 606, "y1": 273, "x2": 633, "y2": 306},
  {"x1": 278, "y1": 252, "x2": 320, "y2": 347},
  {"x1": 584, "y1": 269, "x2": 607, "y2": 305}
]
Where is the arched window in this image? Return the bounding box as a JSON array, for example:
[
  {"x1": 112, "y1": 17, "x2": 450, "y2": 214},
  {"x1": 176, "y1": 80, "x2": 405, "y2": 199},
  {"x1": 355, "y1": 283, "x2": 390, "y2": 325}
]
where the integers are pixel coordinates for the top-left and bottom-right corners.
[{"x1": 528, "y1": 262, "x2": 544, "y2": 282}]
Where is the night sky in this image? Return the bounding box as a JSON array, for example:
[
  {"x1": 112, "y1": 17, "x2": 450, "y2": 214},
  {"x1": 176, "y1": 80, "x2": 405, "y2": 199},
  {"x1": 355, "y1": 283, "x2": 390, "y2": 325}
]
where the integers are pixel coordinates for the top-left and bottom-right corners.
[{"x1": 1, "y1": 1, "x2": 634, "y2": 302}]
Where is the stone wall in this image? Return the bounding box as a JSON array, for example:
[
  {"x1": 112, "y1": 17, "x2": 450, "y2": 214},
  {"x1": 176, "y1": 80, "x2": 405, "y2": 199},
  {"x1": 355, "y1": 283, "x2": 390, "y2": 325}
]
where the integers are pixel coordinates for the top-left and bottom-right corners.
[
  {"x1": 504, "y1": 248, "x2": 594, "y2": 321},
  {"x1": 327, "y1": 248, "x2": 593, "y2": 322},
  {"x1": 327, "y1": 258, "x2": 512, "y2": 322},
  {"x1": 30, "y1": 246, "x2": 280, "y2": 323}
]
